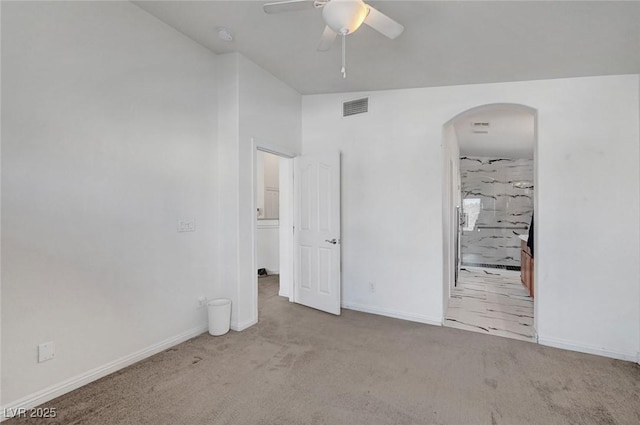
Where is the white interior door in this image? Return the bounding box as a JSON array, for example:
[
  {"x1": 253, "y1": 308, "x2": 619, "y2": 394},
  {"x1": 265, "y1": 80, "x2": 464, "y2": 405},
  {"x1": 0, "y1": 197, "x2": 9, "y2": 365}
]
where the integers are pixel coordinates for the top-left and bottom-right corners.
[{"x1": 294, "y1": 151, "x2": 341, "y2": 315}]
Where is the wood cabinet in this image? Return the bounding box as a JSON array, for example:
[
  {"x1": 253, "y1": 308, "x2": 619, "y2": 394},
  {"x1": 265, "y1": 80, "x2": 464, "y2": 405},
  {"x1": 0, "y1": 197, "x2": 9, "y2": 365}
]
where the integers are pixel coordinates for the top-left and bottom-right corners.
[{"x1": 521, "y1": 240, "x2": 534, "y2": 298}]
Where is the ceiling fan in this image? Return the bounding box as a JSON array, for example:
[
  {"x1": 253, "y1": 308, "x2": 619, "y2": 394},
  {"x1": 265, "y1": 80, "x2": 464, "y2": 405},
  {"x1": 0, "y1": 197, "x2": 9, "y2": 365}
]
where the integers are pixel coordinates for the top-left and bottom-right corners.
[{"x1": 264, "y1": 0, "x2": 404, "y2": 78}]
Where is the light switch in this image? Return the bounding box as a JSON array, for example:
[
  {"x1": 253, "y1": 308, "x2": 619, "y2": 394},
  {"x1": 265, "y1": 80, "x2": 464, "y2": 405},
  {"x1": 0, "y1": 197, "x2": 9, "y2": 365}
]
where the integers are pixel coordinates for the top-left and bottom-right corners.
[{"x1": 38, "y1": 341, "x2": 55, "y2": 363}]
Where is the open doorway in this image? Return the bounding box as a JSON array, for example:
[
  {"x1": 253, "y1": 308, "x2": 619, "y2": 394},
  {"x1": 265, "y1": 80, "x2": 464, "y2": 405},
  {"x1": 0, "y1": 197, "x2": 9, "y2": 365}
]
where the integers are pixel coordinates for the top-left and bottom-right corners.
[
  {"x1": 442, "y1": 104, "x2": 537, "y2": 343},
  {"x1": 250, "y1": 141, "x2": 342, "y2": 325},
  {"x1": 256, "y1": 150, "x2": 283, "y2": 303},
  {"x1": 252, "y1": 141, "x2": 295, "y2": 323}
]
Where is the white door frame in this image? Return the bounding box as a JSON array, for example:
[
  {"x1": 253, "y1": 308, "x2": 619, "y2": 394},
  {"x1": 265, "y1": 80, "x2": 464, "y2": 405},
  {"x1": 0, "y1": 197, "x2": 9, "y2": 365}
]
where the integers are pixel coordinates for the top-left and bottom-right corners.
[{"x1": 251, "y1": 138, "x2": 296, "y2": 323}]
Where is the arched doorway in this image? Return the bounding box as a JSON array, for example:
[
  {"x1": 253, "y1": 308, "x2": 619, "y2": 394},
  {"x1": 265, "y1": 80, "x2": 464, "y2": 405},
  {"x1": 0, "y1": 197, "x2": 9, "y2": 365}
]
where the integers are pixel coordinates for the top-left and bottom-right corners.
[{"x1": 442, "y1": 103, "x2": 538, "y2": 342}]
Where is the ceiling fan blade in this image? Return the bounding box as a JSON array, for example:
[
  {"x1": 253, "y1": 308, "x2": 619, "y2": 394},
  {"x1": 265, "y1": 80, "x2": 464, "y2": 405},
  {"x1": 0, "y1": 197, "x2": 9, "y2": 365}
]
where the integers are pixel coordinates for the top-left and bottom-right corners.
[
  {"x1": 317, "y1": 25, "x2": 337, "y2": 51},
  {"x1": 263, "y1": 0, "x2": 316, "y2": 14},
  {"x1": 364, "y1": 5, "x2": 404, "y2": 39}
]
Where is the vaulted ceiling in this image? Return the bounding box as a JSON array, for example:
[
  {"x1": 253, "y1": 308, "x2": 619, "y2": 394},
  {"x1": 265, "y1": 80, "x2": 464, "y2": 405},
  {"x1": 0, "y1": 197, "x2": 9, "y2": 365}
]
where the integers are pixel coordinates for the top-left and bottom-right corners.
[{"x1": 134, "y1": 1, "x2": 640, "y2": 95}]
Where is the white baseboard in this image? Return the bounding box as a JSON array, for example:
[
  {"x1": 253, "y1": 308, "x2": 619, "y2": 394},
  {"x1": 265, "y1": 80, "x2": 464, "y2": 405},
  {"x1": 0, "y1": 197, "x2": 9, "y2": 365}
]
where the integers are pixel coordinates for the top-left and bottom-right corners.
[
  {"x1": 0, "y1": 324, "x2": 208, "y2": 421},
  {"x1": 341, "y1": 302, "x2": 442, "y2": 327},
  {"x1": 538, "y1": 336, "x2": 638, "y2": 362},
  {"x1": 230, "y1": 318, "x2": 257, "y2": 332}
]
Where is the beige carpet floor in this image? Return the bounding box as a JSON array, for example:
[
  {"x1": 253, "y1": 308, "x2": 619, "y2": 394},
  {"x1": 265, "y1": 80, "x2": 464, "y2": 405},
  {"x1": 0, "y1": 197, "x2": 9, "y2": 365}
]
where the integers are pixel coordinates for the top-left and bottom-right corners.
[{"x1": 7, "y1": 276, "x2": 640, "y2": 425}]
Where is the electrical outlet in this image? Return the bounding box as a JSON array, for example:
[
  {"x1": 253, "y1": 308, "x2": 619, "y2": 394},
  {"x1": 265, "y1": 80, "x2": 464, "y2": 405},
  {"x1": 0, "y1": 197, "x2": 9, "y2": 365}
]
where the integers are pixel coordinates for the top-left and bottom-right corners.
[
  {"x1": 198, "y1": 296, "x2": 207, "y2": 308},
  {"x1": 38, "y1": 341, "x2": 55, "y2": 363},
  {"x1": 178, "y1": 219, "x2": 196, "y2": 232},
  {"x1": 368, "y1": 282, "x2": 376, "y2": 293}
]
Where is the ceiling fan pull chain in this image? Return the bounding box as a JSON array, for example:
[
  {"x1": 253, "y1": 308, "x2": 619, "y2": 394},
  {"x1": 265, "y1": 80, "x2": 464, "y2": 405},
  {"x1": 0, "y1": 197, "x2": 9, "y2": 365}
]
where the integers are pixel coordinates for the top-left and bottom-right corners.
[{"x1": 341, "y1": 32, "x2": 346, "y2": 79}]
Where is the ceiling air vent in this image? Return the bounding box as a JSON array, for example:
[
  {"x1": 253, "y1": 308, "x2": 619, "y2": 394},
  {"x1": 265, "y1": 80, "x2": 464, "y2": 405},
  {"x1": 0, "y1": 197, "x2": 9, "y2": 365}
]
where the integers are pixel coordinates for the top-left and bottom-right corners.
[
  {"x1": 471, "y1": 121, "x2": 490, "y2": 134},
  {"x1": 343, "y1": 97, "x2": 368, "y2": 117}
]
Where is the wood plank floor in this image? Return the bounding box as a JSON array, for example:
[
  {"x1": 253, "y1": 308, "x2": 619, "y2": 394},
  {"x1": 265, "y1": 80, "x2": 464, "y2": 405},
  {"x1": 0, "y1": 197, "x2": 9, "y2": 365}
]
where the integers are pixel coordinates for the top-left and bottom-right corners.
[{"x1": 444, "y1": 266, "x2": 535, "y2": 342}]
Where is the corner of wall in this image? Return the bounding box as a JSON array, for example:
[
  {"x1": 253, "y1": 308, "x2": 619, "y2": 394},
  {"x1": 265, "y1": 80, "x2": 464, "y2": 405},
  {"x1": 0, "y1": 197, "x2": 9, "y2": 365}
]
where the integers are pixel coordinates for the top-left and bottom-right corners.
[
  {"x1": 1, "y1": 0, "x2": 219, "y2": 407},
  {"x1": 216, "y1": 52, "x2": 302, "y2": 333}
]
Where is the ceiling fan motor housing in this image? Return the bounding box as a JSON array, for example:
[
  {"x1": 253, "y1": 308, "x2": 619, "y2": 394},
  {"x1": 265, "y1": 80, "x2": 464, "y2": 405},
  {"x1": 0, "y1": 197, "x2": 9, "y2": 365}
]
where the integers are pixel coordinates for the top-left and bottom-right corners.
[{"x1": 322, "y1": 0, "x2": 369, "y2": 34}]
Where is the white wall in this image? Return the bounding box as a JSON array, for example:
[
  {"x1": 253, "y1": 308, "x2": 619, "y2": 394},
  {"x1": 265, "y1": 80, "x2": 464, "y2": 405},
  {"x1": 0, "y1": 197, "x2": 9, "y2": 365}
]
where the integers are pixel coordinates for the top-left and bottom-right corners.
[
  {"x1": 256, "y1": 152, "x2": 281, "y2": 274},
  {"x1": 302, "y1": 75, "x2": 640, "y2": 361},
  {"x1": 257, "y1": 220, "x2": 280, "y2": 274},
  {"x1": 216, "y1": 53, "x2": 301, "y2": 330},
  {"x1": 278, "y1": 157, "x2": 294, "y2": 299},
  {"x1": 0, "y1": 2, "x2": 3, "y2": 406},
  {"x1": 263, "y1": 152, "x2": 280, "y2": 219},
  {"x1": 263, "y1": 151, "x2": 280, "y2": 189},
  {"x1": 1, "y1": 1, "x2": 218, "y2": 408},
  {"x1": 215, "y1": 54, "x2": 241, "y2": 327},
  {"x1": 256, "y1": 150, "x2": 280, "y2": 219},
  {"x1": 256, "y1": 149, "x2": 265, "y2": 218}
]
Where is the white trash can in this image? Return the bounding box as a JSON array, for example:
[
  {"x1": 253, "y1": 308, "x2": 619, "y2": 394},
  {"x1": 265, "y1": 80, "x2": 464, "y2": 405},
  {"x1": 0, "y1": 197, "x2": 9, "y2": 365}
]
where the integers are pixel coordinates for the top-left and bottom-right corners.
[{"x1": 207, "y1": 298, "x2": 231, "y2": 336}]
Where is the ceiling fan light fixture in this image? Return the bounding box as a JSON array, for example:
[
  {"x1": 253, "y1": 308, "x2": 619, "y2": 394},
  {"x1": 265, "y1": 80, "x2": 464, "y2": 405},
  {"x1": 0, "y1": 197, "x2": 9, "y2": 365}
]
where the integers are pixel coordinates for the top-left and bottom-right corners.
[
  {"x1": 263, "y1": 0, "x2": 404, "y2": 78},
  {"x1": 322, "y1": 0, "x2": 368, "y2": 34}
]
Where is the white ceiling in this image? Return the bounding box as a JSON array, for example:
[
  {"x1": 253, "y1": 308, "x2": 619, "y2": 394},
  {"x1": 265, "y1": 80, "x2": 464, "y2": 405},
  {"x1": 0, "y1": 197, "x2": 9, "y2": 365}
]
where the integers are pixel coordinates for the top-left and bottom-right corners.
[
  {"x1": 133, "y1": 1, "x2": 640, "y2": 95},
  {"x1": 453, "y1": 107, "x2": 535, "y2": 159}
]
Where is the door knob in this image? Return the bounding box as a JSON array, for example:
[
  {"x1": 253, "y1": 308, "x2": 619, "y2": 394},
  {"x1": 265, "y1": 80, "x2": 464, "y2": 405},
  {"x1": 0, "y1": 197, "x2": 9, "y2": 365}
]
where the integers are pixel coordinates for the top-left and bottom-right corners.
[{"x1": 325, "y1": 238, "x2": 338, "y2": 245}]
